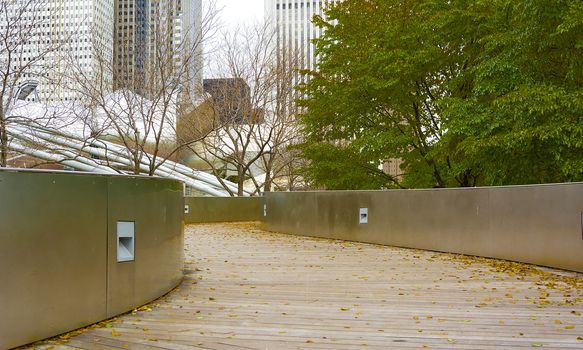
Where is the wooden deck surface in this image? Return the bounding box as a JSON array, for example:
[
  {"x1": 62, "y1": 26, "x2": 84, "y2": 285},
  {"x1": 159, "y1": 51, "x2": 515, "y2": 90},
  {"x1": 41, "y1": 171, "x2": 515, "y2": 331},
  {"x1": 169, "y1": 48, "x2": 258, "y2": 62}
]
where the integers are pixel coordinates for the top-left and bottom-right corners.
[{"x1": 34, "y1": 223, "x2": 583, "y2": 350}]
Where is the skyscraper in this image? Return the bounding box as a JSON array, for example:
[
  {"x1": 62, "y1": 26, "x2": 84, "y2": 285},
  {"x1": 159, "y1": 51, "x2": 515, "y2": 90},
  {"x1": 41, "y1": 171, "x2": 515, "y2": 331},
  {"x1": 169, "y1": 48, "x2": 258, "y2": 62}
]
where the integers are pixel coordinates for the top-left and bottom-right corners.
[
  {"x1": 265, "y1": 0, "x2": 339, "y2": 88},
  {"x1": 113, "y1": 0, "x2": 202, "y2": 100},
  {"x1": 179, "y1": 0, "x2": 203, "y2": 103},
  {"x1": 2, "y1": 0, "x2": 202, "y2": 104},
  {"x1": 1, "y1": 0, "x2": 115, "y2": 102},
  {"x1": 113, "y1": 0, "x2": 148, "y2": 90}
]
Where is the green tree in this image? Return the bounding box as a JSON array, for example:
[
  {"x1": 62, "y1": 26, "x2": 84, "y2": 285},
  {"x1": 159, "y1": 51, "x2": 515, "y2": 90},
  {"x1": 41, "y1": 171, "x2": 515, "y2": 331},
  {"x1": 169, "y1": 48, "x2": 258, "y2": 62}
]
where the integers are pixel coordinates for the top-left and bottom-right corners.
[
  {"x1": 439, "y1": 0, "x2": 583, "y2": 185},
  {"x1": 298, "y1": 0, "x2": 582, "y2": 189}
]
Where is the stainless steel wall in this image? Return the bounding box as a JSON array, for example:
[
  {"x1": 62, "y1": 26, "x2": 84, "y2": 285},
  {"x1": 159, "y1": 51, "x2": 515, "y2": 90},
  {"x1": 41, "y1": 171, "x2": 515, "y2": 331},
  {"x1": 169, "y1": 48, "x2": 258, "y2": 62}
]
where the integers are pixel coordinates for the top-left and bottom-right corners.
[
  {"x1": 184, "y1": 196, "x2": 263, "y2": 224},
  {"x1": 0, "y1": 169, "x2": 183, "y2": 350},
  {"x1": 262, "y1": 184, "x2": 583, "y2": 273}
]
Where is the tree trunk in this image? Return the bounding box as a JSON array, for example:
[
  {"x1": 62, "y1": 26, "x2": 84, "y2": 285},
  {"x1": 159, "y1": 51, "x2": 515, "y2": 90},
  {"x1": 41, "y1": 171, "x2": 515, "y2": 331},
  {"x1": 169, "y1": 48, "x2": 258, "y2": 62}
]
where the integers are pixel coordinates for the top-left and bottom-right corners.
[
  {"x1": 263, "y1": 172, "x2": 272, "y2": 192},
  {"x1": 237, "y1": 167, "x2": 244, "y2": 196},
  {"x1": 0, "y1": 113, "x2": 7, "y2": 167},
  {"x1": 133, "y1": 152, "x2": 141, "y2": 175}
]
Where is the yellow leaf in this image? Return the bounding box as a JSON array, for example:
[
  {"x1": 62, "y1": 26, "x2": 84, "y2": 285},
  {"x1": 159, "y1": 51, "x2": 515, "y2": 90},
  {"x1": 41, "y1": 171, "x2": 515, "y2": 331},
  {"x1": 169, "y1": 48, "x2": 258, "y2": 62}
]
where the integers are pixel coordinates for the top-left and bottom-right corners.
[
  {"x1": 564, "y1": 325, "x2": 575, "y2": 329},
  {"x1": 111, "y1": 329, "x2": 121, "y2": 337},
  {"x1": 531, "y1": 343, "x2": 543, "y2": 347},
  {"x1": 340, "y1": 307, "x2": 350, "y2": 311}
]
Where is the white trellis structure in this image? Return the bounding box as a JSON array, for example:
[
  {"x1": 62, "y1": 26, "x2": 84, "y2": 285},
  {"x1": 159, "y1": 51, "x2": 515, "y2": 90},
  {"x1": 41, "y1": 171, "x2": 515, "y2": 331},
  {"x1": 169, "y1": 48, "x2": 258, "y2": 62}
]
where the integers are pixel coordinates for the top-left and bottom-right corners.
[{"x1": 4, "y1": 89, "x2": 250, "y2": 197}]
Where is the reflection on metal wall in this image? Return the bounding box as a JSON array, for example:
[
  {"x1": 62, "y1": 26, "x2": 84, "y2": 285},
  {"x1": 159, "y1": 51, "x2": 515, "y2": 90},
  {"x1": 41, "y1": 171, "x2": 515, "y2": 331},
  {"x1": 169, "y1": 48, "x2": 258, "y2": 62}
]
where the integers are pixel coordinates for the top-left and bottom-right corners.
[
  {"x1": 184, "y1": 197, "x2": 264, "y2": 224},
  {"x1": 263, "y1": 184, "x2": 583, "y2": 273},
  {"x1": 0, "y1": 169, "x2": 184, "y2": 350}
]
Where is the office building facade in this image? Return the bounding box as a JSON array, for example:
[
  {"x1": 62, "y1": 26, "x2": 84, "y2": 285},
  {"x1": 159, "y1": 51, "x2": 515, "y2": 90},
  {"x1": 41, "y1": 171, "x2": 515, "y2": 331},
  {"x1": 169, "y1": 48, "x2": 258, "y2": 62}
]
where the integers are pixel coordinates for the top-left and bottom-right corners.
[
  {"x1": 265, "y1": 0, "x2": 340, "y2": 89},
  {"x1": 114, "y1": 0, "x2": 202, "y2": 100},
  {"x1": 113, "y1": 0, "x2": 148, "y2": 89},
  {"x1": 2, "y1": 0, "x2": 201, "y2": 103},
  {"x1": 0, "y1": 0, "x2": 115, "y2": 102}
]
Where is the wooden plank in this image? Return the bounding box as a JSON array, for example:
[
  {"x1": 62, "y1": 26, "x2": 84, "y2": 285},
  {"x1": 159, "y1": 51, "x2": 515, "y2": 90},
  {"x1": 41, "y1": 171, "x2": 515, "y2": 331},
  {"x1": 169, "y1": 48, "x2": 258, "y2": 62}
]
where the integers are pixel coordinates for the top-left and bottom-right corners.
[{"x1": 26, "y1": 223, "x2": 583, "y2": 350}]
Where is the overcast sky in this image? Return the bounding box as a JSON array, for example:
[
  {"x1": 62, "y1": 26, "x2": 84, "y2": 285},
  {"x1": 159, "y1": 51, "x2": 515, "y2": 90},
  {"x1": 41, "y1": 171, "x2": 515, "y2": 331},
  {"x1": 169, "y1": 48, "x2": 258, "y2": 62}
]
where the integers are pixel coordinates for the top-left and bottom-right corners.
[
  {"x1": 216, "y1": 0, "x2": 264, "y2": 28},
  {"x1": 204, "y1": 0, "x2": 265, "y2": 78}
]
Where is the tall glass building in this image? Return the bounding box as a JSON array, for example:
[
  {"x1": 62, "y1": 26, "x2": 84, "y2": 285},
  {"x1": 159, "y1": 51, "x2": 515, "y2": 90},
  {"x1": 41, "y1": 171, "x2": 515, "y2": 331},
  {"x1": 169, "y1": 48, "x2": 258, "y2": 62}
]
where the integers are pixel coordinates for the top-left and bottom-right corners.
[
  {"x1": 0, "y1": 0, "x2": 201, "y2": 103},
  {"x1": 265, "y1": 0, "x2": 339, "y2": 88},
  {"x1": 0, "y1": 0, "x2": 115, "y2": 102},
  {"x1": 114, "y1": 0, "x2": 202, "y2": 99}
]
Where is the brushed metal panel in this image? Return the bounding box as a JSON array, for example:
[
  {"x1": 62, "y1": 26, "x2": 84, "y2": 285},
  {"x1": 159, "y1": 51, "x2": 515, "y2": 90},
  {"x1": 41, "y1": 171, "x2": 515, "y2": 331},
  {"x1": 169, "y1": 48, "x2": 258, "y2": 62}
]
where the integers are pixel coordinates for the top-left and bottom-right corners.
[
  {"x1": 106, "y1": 177, "x2": 184, "y2": 317},
  {"x1": 0, "y1": 170, "x2": 185, "y2": 349},
  {"x1": 488, "y1": 184, "x2": 583, "y2": 272},
  {"x1": 184, "y1": 197, "x2": 264, "y2": 224},
  {"x1": 0, "y1": 170, "x2": 107, "y2": 350},
  {"x1": 263, "y1": 184, "x2": 583, "y2": 273}
]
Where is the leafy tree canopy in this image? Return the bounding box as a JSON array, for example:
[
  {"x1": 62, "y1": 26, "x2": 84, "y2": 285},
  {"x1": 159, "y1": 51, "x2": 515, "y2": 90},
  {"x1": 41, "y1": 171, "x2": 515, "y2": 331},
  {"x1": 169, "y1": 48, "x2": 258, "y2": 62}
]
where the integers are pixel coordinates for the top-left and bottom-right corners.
[{"x1": 298, "y1": 0, "x2": 582, "y2": 189}]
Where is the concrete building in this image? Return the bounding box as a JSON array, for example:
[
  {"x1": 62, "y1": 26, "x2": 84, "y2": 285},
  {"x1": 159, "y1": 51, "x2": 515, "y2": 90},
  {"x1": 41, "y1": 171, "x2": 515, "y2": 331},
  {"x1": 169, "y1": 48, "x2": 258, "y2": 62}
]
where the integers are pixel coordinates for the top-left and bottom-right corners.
[
  {"x1": 203, "y1": 78, "x2": 251, "y2": 124},
  {"x1": 180, "y1": 0, "x2": 204, "y2": 103},
  {"x1": 0, "y1": 0, "x2": 115, "y2": 102},
  {"x1": 114, "y1": 0, "x2": 202, "y2": 100},
  {"x1": 113, "y1": 0, "x2": 148, "y2": 90},
  {"x1": 1, "y1": 0, "x2": 201, "y2": 103},
  {"x1": 265, "y1": 0, "x2": 340, "y2": 89}
]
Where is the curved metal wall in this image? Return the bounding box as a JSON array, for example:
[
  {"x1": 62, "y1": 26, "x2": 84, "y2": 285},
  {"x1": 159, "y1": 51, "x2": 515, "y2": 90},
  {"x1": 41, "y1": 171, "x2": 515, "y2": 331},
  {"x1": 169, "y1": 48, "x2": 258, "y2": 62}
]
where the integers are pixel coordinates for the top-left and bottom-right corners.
[
  {"x1": 184, "y1": 196, "x2": 264, "y2": 223},
  {"x1": 262, "y1": 184, "x2": 583, "y2": 273},
  {"x1": 0, "y1": 169, "x2": 184, "y2": 350}
]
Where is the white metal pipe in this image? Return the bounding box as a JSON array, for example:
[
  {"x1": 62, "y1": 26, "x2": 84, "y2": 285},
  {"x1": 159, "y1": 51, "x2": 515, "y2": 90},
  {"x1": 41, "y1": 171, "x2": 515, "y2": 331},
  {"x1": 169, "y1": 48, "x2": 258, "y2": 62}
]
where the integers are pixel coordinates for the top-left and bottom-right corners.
[
  {"x1": 8, "y1": 130, "x2": 120, "y2": 175},
  {"x1": 26, "y1": 124, "x2": 239, "y2": 194},
  {"x1": 55, "y1": 149, "x2": 120, "y2": 175},
  {"x1": 9, "y1": 125, "x2": 229, "y2": 196},
  {"x1": 8, "y1": 142, "x2": 113, "y2": 174},
  {"x1": 9, "y1": 122, "x2": 248, "y2": 196}
]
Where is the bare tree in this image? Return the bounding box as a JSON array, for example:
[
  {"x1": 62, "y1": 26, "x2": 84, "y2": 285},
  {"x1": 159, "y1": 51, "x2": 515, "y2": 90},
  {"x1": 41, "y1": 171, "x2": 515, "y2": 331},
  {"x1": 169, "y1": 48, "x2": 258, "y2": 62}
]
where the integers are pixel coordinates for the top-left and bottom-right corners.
[
  {"x1": 67, "y1": 0, "x2": 220, "y2": 176},
  {"x1": 187, "y1": 22, "x2": 302, "y2": 196},
  {"x1": 0, "y1": 0, "x2": 69, "y2": 166},
  {"x1": 256, "y1": 46, "x2": 303, "y2": 192}
]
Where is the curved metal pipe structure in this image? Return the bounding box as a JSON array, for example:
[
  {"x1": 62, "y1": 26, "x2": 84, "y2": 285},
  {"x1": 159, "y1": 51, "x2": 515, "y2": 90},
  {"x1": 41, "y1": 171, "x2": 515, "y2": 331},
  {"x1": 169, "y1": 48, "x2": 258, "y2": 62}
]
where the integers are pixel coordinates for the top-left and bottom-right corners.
[
  {"x1": 6, "y1": 121, "x2": 247, "y2": 197},
  {"x1": 7, "y1": 126, "x2": 230, "y2": 197}
]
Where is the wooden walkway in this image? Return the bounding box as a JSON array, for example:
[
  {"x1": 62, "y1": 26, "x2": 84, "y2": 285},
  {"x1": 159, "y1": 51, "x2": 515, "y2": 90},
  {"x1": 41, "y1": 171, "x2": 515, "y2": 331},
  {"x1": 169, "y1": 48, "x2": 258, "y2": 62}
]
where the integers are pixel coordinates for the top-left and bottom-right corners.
[{"x1": 35, "y1": 223, "x2": 583, "y2": 350}]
